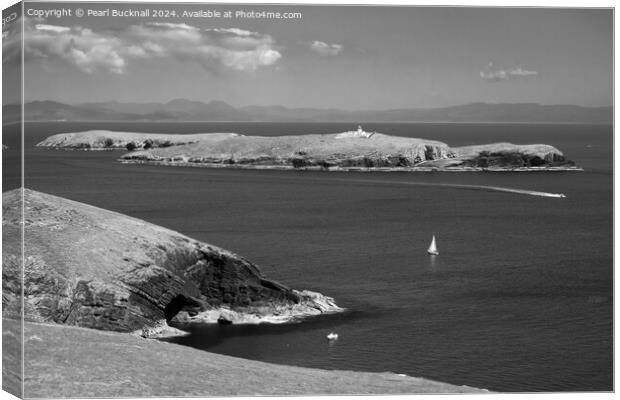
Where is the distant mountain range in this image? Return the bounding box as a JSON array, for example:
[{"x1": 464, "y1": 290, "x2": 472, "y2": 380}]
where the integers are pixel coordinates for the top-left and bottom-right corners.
[{"x1": 2, "y1": 99, "x2": 613, "y2": 124}]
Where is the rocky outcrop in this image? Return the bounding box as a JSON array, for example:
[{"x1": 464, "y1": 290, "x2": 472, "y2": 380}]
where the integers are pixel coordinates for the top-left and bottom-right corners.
[
  {"x1": 2, "y1": 189, "x2": 341, "y2": 335},
  {"x1": 171, "y1": 289, "x2": 341, "y2": 325},
  {"x1": 419, "y1": 143, "x2": 574, "y2": 169}
]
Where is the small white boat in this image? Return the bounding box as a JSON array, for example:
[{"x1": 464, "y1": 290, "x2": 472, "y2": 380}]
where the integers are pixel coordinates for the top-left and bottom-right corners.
[
  {"x1": 326, "y1": 332, "x2": 338, "y2": 340},
  {"x1": 427, "y1": 235, "x2": 439, "y2": 256}
]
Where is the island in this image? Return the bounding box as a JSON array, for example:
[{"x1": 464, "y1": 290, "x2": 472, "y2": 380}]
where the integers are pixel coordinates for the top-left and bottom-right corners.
[
  {"x1": 36, "y1": 127, "x2": 581, "y2": 172},
  {"x1": 2, "y1": 188, "x2": 486, "y2": 396},
  {"x1": 36, "y1": 130, "x2": 241, "y2": 151}
]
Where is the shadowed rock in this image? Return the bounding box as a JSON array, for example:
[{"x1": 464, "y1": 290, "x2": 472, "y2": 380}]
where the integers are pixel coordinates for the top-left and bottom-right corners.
[{"x1": 420, "y1": 142, "x2": 574, "y2": 169}]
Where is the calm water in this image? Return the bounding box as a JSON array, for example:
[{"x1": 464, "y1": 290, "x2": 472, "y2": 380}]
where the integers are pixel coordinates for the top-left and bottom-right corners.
[{"x1": 9, "y1": 122, "x2": 613, "y2": 392}]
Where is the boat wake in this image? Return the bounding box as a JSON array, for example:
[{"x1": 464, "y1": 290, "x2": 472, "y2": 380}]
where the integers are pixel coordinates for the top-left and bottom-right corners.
[
  {"x1": 433, "y1": 183, "x2": 567, "y2": 198},
  {"x1": 200, "y1": 172, "x2": 567, "y2": 198},
  {"x1": 327, "y1": 178, "x2": 568, "y2": 198}
]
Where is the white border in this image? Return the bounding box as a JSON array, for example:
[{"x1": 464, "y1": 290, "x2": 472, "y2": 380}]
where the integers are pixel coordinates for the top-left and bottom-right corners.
[{"x1": 0, "y1": 1, "x2": 615, "y2": 400}]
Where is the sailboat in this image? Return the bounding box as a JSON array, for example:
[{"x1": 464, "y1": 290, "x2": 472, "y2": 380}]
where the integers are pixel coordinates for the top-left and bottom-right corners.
[{"x1": 427, "y1": 235, "x2": 439, "y2": 255}]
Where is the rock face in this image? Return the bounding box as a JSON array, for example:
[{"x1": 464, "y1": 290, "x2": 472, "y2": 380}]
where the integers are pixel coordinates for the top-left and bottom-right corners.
[
  {"x1": 171, "y1": 289, "x2": 340, "y2": 325},
  {"x1": 2, "y1": 189, "x2": 341, "y2": 334},
  {"x1": 449, "y1": 143, "x2": 572, "y2": 168}
]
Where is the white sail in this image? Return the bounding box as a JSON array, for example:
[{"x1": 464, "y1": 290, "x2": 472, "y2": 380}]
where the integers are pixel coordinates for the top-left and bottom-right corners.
[{"x1": 427, "y1": 235, "x2": 439, "y2": 255}]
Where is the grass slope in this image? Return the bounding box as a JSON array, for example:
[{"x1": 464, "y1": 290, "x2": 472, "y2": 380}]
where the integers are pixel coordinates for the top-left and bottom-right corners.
[{"x1": 3, "y1": 319, "x2": 486, "y2": 397}]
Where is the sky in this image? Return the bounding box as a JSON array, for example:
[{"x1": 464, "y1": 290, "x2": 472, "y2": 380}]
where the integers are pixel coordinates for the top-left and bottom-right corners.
[{"x1": 2, "y1": 1, "x2": 614, "y2": 109}]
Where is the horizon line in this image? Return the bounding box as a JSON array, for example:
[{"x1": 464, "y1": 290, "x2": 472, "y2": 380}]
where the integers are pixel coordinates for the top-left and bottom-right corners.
[{"x1": 7, "y1": 99, "x2": 615, "y2": 111}]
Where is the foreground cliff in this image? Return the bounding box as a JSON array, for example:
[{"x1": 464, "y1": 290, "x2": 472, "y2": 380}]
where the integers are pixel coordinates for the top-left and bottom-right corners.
[
  {"x1": 2, "y1": 189, "x2": 341, "y2": 335},
  {"x1": 1, "y1": 190, "x2": 488, "y2": 396}
]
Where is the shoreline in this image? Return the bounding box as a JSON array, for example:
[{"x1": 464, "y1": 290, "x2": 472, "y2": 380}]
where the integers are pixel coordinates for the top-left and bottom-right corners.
[
  {"x1": 5, "y1": 319, "x2": 489, "y2": 396},
  {"x1": 119, "y1": 158, "x2": 585, "y2": 172},
  {"x1": 144, "y1": 289, "x2": 346, "y2": 338}
]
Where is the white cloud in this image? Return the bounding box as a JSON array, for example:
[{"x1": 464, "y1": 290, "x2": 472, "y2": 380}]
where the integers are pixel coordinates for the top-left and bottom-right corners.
[
  {"x1": 209, "y1": 28, "x2": 254, "y2": 37},
  {"x1": 480, "y1": 63, "x2": 538, "y2": 82},
  {"x1": 146, "y1": 22, "x2": 197, "y2": 31},
  {"x1": 129, "y1": 23, "x2": 203, "y2": 44},
  {"x1": 16, "y1": 19, "x2": 282, "y2": 74},
  {"x1": 309, "y1": 40, "x2": 343, "y2": 56},
  {"x1": 128, "y1": 24, "x2": 281, "y2": 72},
  {"x1": 211, "y1": 30, "x2": 276, "y2": 51},
  {"x1": 26, "y1": 22, "x2": 125, "y2": 73}
]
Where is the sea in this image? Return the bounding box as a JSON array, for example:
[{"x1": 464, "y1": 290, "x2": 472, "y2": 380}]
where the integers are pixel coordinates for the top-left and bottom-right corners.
[{"x1": 3, "y1": 122, "x2": 613, "y2": 392}]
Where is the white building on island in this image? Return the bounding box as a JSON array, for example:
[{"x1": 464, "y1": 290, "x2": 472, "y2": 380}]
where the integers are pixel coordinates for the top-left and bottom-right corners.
[{"x1": 335, "y1": 125, "x2": 375, "y2": 139}]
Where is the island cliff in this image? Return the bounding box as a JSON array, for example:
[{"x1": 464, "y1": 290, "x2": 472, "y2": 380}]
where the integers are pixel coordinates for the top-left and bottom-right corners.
[
  {"x1": 38, "y1": 128, "x2": 579, "y2": 171},
  {"x1": 2, "y1": 189, "x2": 341, "y2": 337}
]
